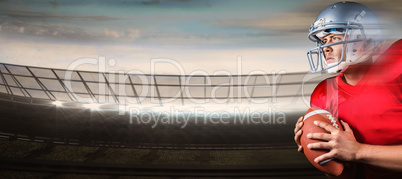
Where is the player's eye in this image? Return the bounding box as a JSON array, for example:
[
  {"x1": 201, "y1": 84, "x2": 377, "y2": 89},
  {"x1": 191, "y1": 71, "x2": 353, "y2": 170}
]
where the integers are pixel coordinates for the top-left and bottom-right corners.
[{"x1": 332, "y1": 36, "x2": 342, "y2": 42}]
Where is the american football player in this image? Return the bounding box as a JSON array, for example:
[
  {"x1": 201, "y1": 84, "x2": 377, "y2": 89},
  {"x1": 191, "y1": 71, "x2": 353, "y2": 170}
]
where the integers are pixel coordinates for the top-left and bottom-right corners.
[{"x1": 294, "y1": 1, "x2": 402, "y2": 178}]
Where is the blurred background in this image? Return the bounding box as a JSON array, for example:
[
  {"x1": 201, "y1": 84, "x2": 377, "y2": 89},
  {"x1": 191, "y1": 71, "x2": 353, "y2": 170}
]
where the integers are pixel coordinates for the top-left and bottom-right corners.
[
  {"x1": 0, "y1": 0, "x2": 401, "y2": 74},
  {"x1": 0, "y1": 0, "x2": 400, "y2": 178}
]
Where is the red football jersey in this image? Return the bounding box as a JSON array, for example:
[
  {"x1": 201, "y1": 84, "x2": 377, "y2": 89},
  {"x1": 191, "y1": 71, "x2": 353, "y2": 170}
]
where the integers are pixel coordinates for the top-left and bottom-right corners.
[{"x1": 310, "y1": 39, "x2": 402, "y2": 178}]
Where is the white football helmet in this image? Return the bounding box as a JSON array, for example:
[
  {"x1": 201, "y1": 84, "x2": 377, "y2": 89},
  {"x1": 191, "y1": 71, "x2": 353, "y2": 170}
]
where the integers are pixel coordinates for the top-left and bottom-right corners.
[{"x1": 307, "y1": 2, "x2": 383, "y2": 73}]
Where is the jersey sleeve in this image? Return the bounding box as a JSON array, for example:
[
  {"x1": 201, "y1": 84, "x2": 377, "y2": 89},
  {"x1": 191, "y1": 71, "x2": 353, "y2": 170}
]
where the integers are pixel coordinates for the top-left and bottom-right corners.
[
  {"x1": 374, "y1": 39, "x2": 402, "y2": 83},
  {"x1": 387, "y1": 39, "x2": 402, "y2": 89}
]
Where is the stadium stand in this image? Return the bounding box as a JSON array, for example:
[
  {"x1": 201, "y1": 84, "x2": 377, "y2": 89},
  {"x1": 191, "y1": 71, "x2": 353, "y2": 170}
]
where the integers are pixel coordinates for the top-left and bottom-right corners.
[{"x1": 0, "y1": 62, "x2": 330, "y2": 178}]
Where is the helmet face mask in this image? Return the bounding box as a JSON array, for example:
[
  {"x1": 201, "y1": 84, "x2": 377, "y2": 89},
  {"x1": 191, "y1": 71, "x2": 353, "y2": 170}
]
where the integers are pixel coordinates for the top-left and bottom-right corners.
[
  {"x1": 306, "y1": 2, "x2": 382, "y2": 73},
  {"x1": 307, "y1": 27, "x2": 367, "y2": 73}
]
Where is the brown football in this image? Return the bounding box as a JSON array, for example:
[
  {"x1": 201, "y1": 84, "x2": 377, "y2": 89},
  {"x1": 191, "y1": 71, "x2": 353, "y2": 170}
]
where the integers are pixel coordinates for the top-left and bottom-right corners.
[{"x1": 300, "y1": 107, "x2": 344, "y2": 176}]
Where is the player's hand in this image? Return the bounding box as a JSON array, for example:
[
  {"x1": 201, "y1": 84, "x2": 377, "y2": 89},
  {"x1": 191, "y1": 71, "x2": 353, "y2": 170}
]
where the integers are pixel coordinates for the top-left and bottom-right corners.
[
  {"x1": 307, "y1": 120, "x2": 362, "y2": 164},
  {"x1": 294, "y1": 116, "x2": 304, "y2": 152}
]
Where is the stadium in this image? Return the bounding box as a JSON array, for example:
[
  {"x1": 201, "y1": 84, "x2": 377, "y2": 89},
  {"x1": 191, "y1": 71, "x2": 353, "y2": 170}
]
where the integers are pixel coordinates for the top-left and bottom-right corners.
[{"x1": 0, "y1": 61, "x2": 332, "y2": 178}]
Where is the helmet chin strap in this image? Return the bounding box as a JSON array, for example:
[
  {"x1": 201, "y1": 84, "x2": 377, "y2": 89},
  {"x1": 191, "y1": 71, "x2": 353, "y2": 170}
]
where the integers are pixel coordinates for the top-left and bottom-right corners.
[{"x1": 327, "y1": 62, "x2": 347, "y2": 73}]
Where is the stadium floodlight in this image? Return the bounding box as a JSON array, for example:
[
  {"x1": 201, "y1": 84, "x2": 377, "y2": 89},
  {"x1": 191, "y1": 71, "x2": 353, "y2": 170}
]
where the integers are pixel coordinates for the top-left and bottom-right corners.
[
  {"x1": 83, "y1": 103, "x2": 102, "y2": 110},
  {"x1": 52, "y1": 100, "x2": 63, "y2": 107}
]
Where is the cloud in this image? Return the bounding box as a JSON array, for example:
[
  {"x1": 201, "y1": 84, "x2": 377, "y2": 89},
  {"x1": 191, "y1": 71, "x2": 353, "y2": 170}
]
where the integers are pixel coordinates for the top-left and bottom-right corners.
[
  {"x1": 216, "y1": 13, "x2": 313, "y2": 36},
  {"x1": 49, "y1": 0, "x2": 58, "y2": 9},
  {"x1": 18, "y1": 26, "x2": 24, "y2": 33},
  {"x1": 34, "y1": 28, "x2": 45, "y2": 35},
  {"x1": 0, "y1": 18, "x2": 144, "y2": 44},
  {"x1": 0, "y1": 18, "x2": 95, "y2": 40},
  {"x1": 210, "y1": 2, "x2": 326, "y2": 36},
  {"x1": 125, "y1": 29, "x2": 141, "y2": 40},
  {"x1": 0, "y1": 9, "x2": 121, "y2": 21},
  {"x1": 0, "y1": 36, "x2": 309, "y2": 74},
  {"x1": 168, "y1": 0, "x2": 192, "y2": 2},
  {"x1": 0, "y1": 36, "x2": 100, "y2": 69},
  {"x1": 141, "y1": 0, "x2": 160, "y2": 5},
  {"x1": 0, "y1": 18, "x2": 143, "y2": 42},
  {"x1": 104, "y1": 28, "x2": 120, "y2": 38},
  {"x1": 140, "y1": 0, "x2": 193, "y2": 5}
]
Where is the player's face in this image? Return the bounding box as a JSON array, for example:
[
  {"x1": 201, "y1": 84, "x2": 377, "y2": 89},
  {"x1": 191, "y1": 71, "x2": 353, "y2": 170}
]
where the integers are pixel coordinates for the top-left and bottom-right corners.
[{"x1": 320, "y1": 34, "x2": 346, "y2": 64}]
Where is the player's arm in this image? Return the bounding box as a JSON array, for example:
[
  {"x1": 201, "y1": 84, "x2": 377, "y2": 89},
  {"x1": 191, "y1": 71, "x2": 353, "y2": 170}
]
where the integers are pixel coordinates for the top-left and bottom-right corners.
[
  {"x1": 355, "y1": 142, "x2": 402, "y2": 171},
  {"x1": 308, "y1": 120, "x2": 402, "y2": 172}
]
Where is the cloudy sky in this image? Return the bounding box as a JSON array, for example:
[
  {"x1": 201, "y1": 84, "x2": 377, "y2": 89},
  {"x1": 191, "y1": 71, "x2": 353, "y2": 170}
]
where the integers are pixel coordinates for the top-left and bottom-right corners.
[{"x1": 0, "y1": 0, "x2": 401, "y2": 75}]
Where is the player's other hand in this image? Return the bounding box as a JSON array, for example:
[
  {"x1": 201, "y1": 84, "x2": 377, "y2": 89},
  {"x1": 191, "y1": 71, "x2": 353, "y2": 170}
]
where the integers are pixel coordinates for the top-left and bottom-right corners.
[
  {"x1": 307, "y1": 120, "x2": 361, "y2": 163},
  {"x1": 294, "y1": 116, "x2": 304, "y2": 152}
]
